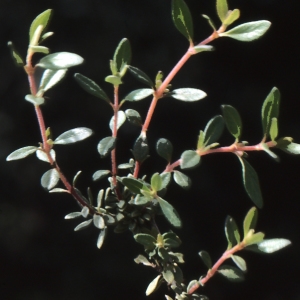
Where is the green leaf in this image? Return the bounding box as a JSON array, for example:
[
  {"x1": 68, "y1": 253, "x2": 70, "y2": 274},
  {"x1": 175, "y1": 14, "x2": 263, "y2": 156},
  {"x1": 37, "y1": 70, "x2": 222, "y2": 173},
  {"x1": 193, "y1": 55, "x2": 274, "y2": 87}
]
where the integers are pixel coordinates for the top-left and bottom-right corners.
[
  {"x1": 37, "y1": 52, "x2": 84, "y2": 70},
  {"x1": 217, "y1": 265, "x2": 245, "y2": 282},
  {"x1": 39, "y1": 69, "x2": 67, "y2": 92},
  {"x1": 197, "y1": 130, "x2": 205, "y2": 149},
  {"x1": 134, "y1": 233, "x2": 157, "y2": 250},
  {"x1": 6, "y1": 146, "x2": 38, "y2": 161},
  {"x1": 29, "y1": 45, "x2": 49, "y2": 54},
  {"x1": 261, "y1": 87, "x2": 280, "y2": 138},
  {"x1": 64, "y1": 212, "x2": 82, "y2": 219},
  {"x1": 41, "y1": 168, "x2": 60, "y2": 190},
  {"x1": 97, "y1": 136, "x2": 116, "y2": 158},
  {"x1": 124, "y1": 88, "x2": 153, "y2": 101},
  {"x1": 151, "y1": 173, "x2": 163, "y2": 192},
  {"x1": 145, "y1": 275, "x2": 162, "y2": 296},
  {"x1": 132, "y1": 136, "x2": 149, "y2": 162},
  {"x1": 171, "y1": 0, "x2": 194, "y2": 42},
  {"x1": 105, "y1": 75, "x2": 122, "y2": 86},
  {"x1": 49, "y1": 188, "x2": 68, "y2": 193},
  {"x1": 193, "y1": 45, "x2": 215, "y2": 54},
  {"x1": 231, "y1": 255, "x2": 247, "y2": 272},
  {"x1": 161, "y1": 172, "x2": 171, "y2": 189},
  {"x1": 180, "y1": 150, "x2": 200, "y2": 169},
  {"x1": 171, "y1": 88, "x2": 206, "y2": 102},
  {"x1": 109, "y1": 111, "x2": 126, "y2": 131},
  {"x1": 133, "y1": 195, "x2": 151, "y2": 205},
  {"x1": 269, "y1": 118, "x2": 278, "y2": 141},
  {"x1": 173, "y1": 171, "x2": 191, "y2": 189},
  {"x1": 7, "y1": 41, "x2": 24, "y2": 66},
  {"x1": 29, "y1": 9, "x2": 52, "y2": 45},
  {"x1": 261, "y1": 143, "x2": 279, "y2": 161},
  {"x1": 238, "y1": 157, "x2": 263, "y2": 208},
  {"x1": 199, "y1": 251, "x2": 212, "y2": 269},
  {"x1": 202, "y1": 14, "x2": 216, "y2": 31},
  {"x1": 221, "y1": 105, "x2": 242, "y2": 140},
  {"x1": 36, "y1": 149, "x2": 56, "y2": 163},
  {"x1": 113, "y1": 38, "x2": 131, "y2": 76},
  {"x1": 92, "y1": 170, "x2": 110, "y2": 181},
  {"x1": 125, "y1": 109, "x2": 142, "y2": 126},
  {"x1": 244, "y1": 231, "x2": 265, "y2": 246},
  {"x1": 122, "y1": 177, "x2": 143, "y2": 194},
  {"x1": 162, "y1": 265, "x2": 174, "y2": 284},
  {"x1": 225, "y1": 216, "x2": 240, "y2": 249},
  {"x1": 134, "y1": 255, "x2": 153, "y2": 266},
  {"x1": 276, "y1": 138, "x2": 300, "y2": 155},
  {"x1": 162, "y1": 232, "x2": 181, "y2": 248},
  {"x1": 93, "y1": 214, "x2": 105, "y2": 229},
  {"x1": 156, "y1": 138, "x2": 173, "y2": 162},
  {"x1": 203, "y1": 115, "x2": 225, "y2": 146},
  {"x1": 187, "y1": 280, "x2": 200, "y2": 294},
  {"x1": 74, "y1": 73, "x2": 110, "y2": 103},
  {"x1": 97, "y1": 227, "x2": 107, "y2": 249},
  {"x1": 157, "y1": 197, "x2": 182, "y2": 228},
  {"x1": 257, "y1": 238, "x2": 291, "y2": 253},
  {"x1": 128, "y1": 66, "x2": 154, "y2": 88},
  {"x1": 243, "y1": 207, "x2": 258, "y2": 239},
  {"x1": 216, "y1": 0, "x2": 228, "y2": 22},
  {"x1": 219, "y1": 20, "x2": 271, "y2": 42},
  {"x1": 158, "y1": 247, "x2": 170, "y2": 262},
  {"x1": 223, "y1": 9, "x2": 240, "y2": 26},
  {"x1": 25, "y1": 94, "x2": 45, "y2": 106},
  {"x1": 54, "y1": 127, "x2": 93, "y2": 145},
  {"x1": 74, "y1": 219, "x2": 93, "y2": 231}
]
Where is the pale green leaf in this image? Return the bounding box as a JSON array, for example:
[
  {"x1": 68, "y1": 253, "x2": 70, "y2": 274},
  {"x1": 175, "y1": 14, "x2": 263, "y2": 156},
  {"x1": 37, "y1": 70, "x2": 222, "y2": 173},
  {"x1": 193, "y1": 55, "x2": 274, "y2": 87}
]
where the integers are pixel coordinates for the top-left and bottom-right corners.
[
  {"x1": 109, "y1": 111, "x2": 126, "y2": 131},
  {"x1": 41, "y1": 168, "x2": 60, "y2": 190},
  {"x1": 93, "y1": 214, "x2": 105, "y2": 229},
  {"x1": 92, "y1": 170, "x2": 110, "y2": 181},
  {"x1": 257, "y1": 238, "x2": 291, "y2": 253},
  {"x1": 6, "y1": 146, "x2": 38, "y2": 161},
  {"x1": 270, "y1": 117, "x2": 278, "y2": 141},
  {"x1": 124, "y1": 89, "x2": 153, "y2": 101},
  {"x1": 29, "y1": 9, "x2": 52, "y2": 45},
  {"x1": 25, "y1": 94, "x2": 45, "y2": 105},
  {"x1": 146, "y1": 275, "x2": 162, "y2": 296},
  {"x1": 64, "y1": 212, "x2": 82, "y2": 219},
  {"x1": 223, "y1": 9, "x2": 240, "y2": 26},
  {"x1": 113, "y1": 38, "x2": 131, "y2": 75},
  {"x1": 199, "y1": 251, "x2": 212, "y2": 269},
  {"x1": 97, "y1": 137, "x2": 116, "y2": 158},
  {"x1": 39, "y1": 69, "x2": 67, "y2": 92},
  {"x1": 54, "y1": 127, "x2": 93, "y2": 145},
  {"x1": 217, "y1": 265, "x2": 245, "y2": 282},
  {"x1": 173, "y1": 171, "x2": 191, "y2": 189},
  {"x1": 171, "y1": 88, "x2": 206, "y2": 102},
  {"x1": 225, "y1": 216, "x2": 240, "y2": 249},
  {"x1": 36, "y1": 149, "x2": 56, "y2": 163},
  {"x1": 7, "y1": 41, "x2": 24, "y2": 66},
  {"x1": 243, "y1": 207, "x2": 258, "y2": 239},
  {"x1": 97, "y1": 227, "x2": 107, "y2": 249},
  {"x1": 216, "y1": 0, "x2": 228, "y2": 22},
  {"x1": 180, "y1": 150, "x2": 200, "y2": 169},
  {"x1": 193, "y1": 45, "x2": 215, "y2": 53},
  {"x1": 29, "y1": 45, "x2": 49, "y2": 54},
  {"x1": 231, "y1": 255, "x2": 247, "y2": 271},
  {"x1": 151, "y1": 173, "x2": 163, "y2": 192}
]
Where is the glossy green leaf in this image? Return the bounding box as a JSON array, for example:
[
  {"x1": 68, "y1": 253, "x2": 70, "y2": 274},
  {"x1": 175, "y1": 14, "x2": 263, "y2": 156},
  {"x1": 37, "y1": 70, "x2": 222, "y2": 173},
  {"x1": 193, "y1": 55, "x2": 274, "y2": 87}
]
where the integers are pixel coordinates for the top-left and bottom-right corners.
[
  {"x1": 97, "y1": 136, "x2": 116, "y2": 158},
  {"x1": 222, "y1": 105, "x2": 242, "y2": 140},
  {"x1": 223, "y1": 9, "x2": 240, "y2": 26},
  {"x1": 231, "y1": 255, "x2": 247, "y2": 272},
  {"x1": 113, "y1": 38, "x2": 131, "y2": 75},
  {"x1": 173, "y1": 171, "x2": 191, "y2": 189},
  {"x1": 157, "y1": 197, "x2": 182, "y2": 228},
  {"x1": 238, "y1": 157, "x2": 263, "y2": 208},
  {"x1": 172, "y1": 0, "x2": 194, "y2": 42},
  {"x1": 54, "y1": 127, "x2": 93, "y2": 145},
  {"x1": 151, "y1": 173, "x2": 163, "y2": 192},
  {"x1": 93, "y1": 214, "x2": 105, "y2": 229},
  {"x1": 269, "y1": 118, "x2": 278, "y2": 141},
  {"x1": 124, "y1": 89, "x2": 153, "y2": 101},
  {"x1": 193, "y1": 45, "x2": 215, "y2": 54},
  {"x1": 257, "y1": 238, "x2": 291, "y2": 253},
  {"x1": 132, "y1": 136, "x2": 149, "y2": 162},
  {"x1": 125, "y1": 109, "x2": 142, "y2": 126},
  {"x1": 29, "y1": 45, "x2": 49, "y2": 54},
  {"x1": 225, "y1": 216, "x2": 240, "y2": 249},
  {"x1": 97, "y1": 226, "x2": 107, "y2": 249},
  {"x1": 74, "y1": 73, "x2": 110, "y2": 103},
  {"x1": 162, "y1": 266, "x2": 174, "y2": 284},
  {"x1": 134, "y1": 233, "x2": 156, "y2": 250},
  {"x1": 216, "y1": 0, "x2": 228, "y2": 22},
  {"x1": 134, "y1": 255, "x2": 153, "y2": 267},
  {"x1": 64, "y1": 212, "x2": 82, "y2": 219},
  {"x1": 122, "y1": 177, "x2": 143, "y2": 194},
  {"x1": 162, "y1": 232, "x2": 181, "y2": 248},
  {"x1": 39, "y1": 69, "x2": 67, "y2": 92},
  {"x1": 261, "y1": 87, "x2": 280, "y2": 138},
  {"x1": 171, "y1": 88, "x2": 206, "y2": 102},
  {"x1": 217, "y1": 265, "x2": 245, "y2": 282},
  {"x1": 41, "y1": 168, "x2": 60, "y2": 190},
  {"x1": 36, "y1": 149, "x2": 56, "y2": 163},
  {"x1": 37, "y1": 52, "x2": 84, "y2": 70},
  {"x1": 6, "y1": 146, "x2": 38, "y2": 161},
  {"x1": 7, "y1": 41, "x2": 24, "y2": 66},
  {"x1": 74, "y1": 219, "x2": 92, "y2": 231},
  {"x1": 243, "y1": 207, "x2": 258, "y2": 239},
  {"x1": 127, "y1": 66, "x2": 154, "y2": 88},
  {"x1": 146, "y1": 275, "x2": 162, "y2": 296},
  {"x1": 219, "y1": 21, "x2": 271, "y2": 41},
  {"x1": 29, "y1": 9, "x2": 52, "y2": 45},
  {"x1": 161, "y1": 172, "x2": 171, "y2": 189},
  {"x1": 199, "y1": 251, "x2": 212, "y2": 269},
  {"x1": 203, "y1": 115, "x2": 225, "y2": 146},
  {"x1": 109, "y1": 111, "x2": 126, "y2": 132},
  {"x1": 92, "y1": 170, "x2": 110, "y2": 181},
  {"x1": 156, "y1": 138, "x2": 173, "y2": 162},
  {"x1": 276, "y1": 138, "x2": 300, "y2": 155},
  {"x1": 25, "y1": 94, "x2": 45, "y2": 106},
  {"x1": 180, "y1": 150, "x2": 200, "y2": 169}
]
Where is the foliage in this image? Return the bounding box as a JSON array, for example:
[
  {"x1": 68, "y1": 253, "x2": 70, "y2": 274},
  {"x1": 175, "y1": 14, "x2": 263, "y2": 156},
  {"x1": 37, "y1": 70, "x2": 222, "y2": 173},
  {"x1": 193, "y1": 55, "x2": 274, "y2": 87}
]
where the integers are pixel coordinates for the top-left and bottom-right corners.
[{"x1": 6, "y1": 0, "x2": 296, "y2": 298}]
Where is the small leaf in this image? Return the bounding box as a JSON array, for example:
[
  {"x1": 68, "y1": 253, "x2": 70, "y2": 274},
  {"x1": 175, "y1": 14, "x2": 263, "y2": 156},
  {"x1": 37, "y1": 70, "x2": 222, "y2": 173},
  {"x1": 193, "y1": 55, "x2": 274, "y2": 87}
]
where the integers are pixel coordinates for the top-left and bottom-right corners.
[
  {"x1": 162, "y1": 232, "x2": 181, "y2": 248},
  {"x1": 171, "y1": 88, "x2": 206, "y2": 102},
  {"x1": 238, "y1": 157, "x2": 263, "y2": 208},
  {"x1": 171, "y1": 0, "x2": 194, "y2": 42},
  {"x1": 64, "y1": 212, "x2": 82, "y2": 219},
  {"x1": 6, "y1": 146, "x2": 38, "y2": 161},
  {"x1": 29, "y1": 9, "x2": 52, "y2": 45},
  {"x1": 203, "y1": 115, "x2": 225, "y2": 146},
  {"x1": 134, "y1": 233, "x2": 157, "y2": 250},
  {"x1": 161, "y1": 172, "x2": 171, "y2": 189},
  {"x1": 257, "y1": 238, "x2": 291, "y2": 253},
  {"x1": 162, "y1": 266, "x2": 174, "y2": 284},
  {"x1": 151, "y1": 173, "x2": 163, "y2": 192},
  {"x1": 219, "y1": 20, "x2": 271, "y2": 42},
  {"x1": 134, "y1": 255, "x2": 153, "y2": 266},
  {"x1": 132, "y1": 136, "x2": 149, "y2": 162},
  {"x1": 125, "y1": 109, "x2": 142, "y2": 126},
  {"x1": 49, "y1": 188, "x2": 69, "y2": 193},
  {"x1": 156, "y1": 138, "x2": 173, "y2": 162},
  {"x1": 54, "y1": 127, "x2": 93, "y2": 145},
  {"x1": 199, "y1": 251, "x2": 212, "y2": 269},
  {"x1": 173, "y1": 171, "x2": 191, "y2": 189},
  {"x1": 217, "y1": 265, "x2": 245, "y2": 282},
  {"x1": 36, "y1": 149, "x2": 56, "y2": 162},
  {"x1": 97, "y1": 137, "x2": 116, "y2": 158},
  {"x1": 243, "y1": 207, "x2": 258, "y2": 239},
  {"x1": 97, "y1": 227, "x2": 107, "y2": 249},
  {"x1": 92, "y1": 170, "x2": 110, "y2": 181},
  {"x1": 202, "y1": 14, "x2": 216, "y2": 31},
  {"x1": 128, "y1": 66, "x2": 154, "y2": 88},
  {"x1": 223, "y1": 9, "x2": 240, "y2": 26},
  {"x1": 269, "y1": 118, "x2": 278, "y2": 141},
  {"x1": 93, "y1": 214, "x2": 105, "y2": 229},
  {"x1": 74, "y1": 73, "x2": 110, "y2": 103},
  {"x1": 37, "y1": 52, "x2": 84, "y2": 70},
  {"x1": 72, "y1": 171, "x2": 82, "y2": 186},
  {"x1": 222, "y1": 105, "x2": 242, "y2": 140},
  {"x1": 157, "y1": 197, "x2": 182, "y2": 228},
  {"x1": 7, "y1": 41, "x2": 24, "y2": 66},
  {"x1": 109, "y1": 111, "x2": 126, "y2": 131},
  {"x1": 146, "y1": 275, "x2": 162, "y2": 296},
  {"x1": 39, "y1": 69, "x2": 67, "y2": 92},
  {"x1": 187, "y1": 280, "x2": 200, "y2": 294},
  {"x1": 216, "y1": 0, "x2": 228, "y2": 22},
  {"x1": 113, "y1": 38, "x2": 131, "y2": 75},
  {"x1": 244, "y1": 231, "x2": 265, "y2": 246},
  {"x1": 193, "y1": 45, "x2": 215, "y2": 54},
  {"x1": 122, "y1": 177, "x2": 143, "y2": 194},
  {"x1": 105, "y1": 75, "x2": 122, "y2": 85},
  {"x1": 29, "y1": 45, "x2": 49, "y2": 54},
  {"x1": 180, "y1": 150, "x2": 200, "y2": 169},
  {"x1": 41, "y1": 168, "x2": 60, "y2": 190},
  {"x1": 81, "y1": 206, "x2": 89, "y2": 218},
  {"x1": 133, "y1": 195, "x2": 151, "y2": 205},
  {"x1": 225, "y1": 216, "x2": 240, "y2": 249},
  {"x1": 25, "y1": 94, "x2": 45, "y2": 105},
  {"x1": 197, "y1": 130, "x2": 205, "y2": 149},
  {"x1": 231, "y1": 255, "x2": 247, "y2": 271},
  {"x1": 261, "y1": 87, "x2": 280, "y2": 138},
  {"x1": 276, "y1": 138, "x2": 300, "y2": 155},
  {"x1": 118, "y1": 162, "x2": 134, "y2": 169},
  {"x1": 124, "y1": 89, "x2": 153, "y2": 101}
]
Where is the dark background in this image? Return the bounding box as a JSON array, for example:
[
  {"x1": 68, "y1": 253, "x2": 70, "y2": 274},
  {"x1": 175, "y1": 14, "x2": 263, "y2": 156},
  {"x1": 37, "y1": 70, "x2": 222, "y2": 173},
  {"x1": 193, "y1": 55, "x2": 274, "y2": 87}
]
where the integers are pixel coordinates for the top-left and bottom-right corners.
[{"x1": 1, "y1": 0, "x2": 300, "y2": 299}]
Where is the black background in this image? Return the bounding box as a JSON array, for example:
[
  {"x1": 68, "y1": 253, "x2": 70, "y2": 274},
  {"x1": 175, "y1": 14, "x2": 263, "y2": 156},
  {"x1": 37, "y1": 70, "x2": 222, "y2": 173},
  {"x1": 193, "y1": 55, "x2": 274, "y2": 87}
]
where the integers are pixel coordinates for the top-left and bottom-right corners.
[{"x1": 1, "y1": 0, "x2": 300, "y2": 299}]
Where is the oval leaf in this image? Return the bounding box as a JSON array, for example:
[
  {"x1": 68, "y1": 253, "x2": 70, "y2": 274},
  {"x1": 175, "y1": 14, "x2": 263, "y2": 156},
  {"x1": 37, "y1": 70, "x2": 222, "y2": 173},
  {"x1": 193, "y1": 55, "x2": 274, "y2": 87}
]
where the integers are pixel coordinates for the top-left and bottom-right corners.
[
  {"x1": 64, "y1": 212, "x2": 82, "y2": 219},
  {"x1": 222, "y1": 105, "x2": 242, "y2": 140},
  {"x1": 156, "y1": 138, "x2": 173, "y2": 162},
  {"x1": 125, "y1": 89, "x2": 153, "y2": 101},
  {"x1": 134, "y1": 233, "x2": 157, "y2": 250},
  {"x1": 133, "y1": 136, "x2": 149, "y2": 162},
  {"x1": 29, "y1": 9, "x2": 52, "y2": 45},
  {"x1": 180, "y1": 150, "x2": 200, "y2": 169},
  {"x1": 74, "y1": 219, "x2": 92, "y2": 231},
  {"x1": 113, "y1": 38, "x2": 131, "y2": 75},
  {"x1": 151, "y1": 173, "x2": 163, "y2": 192},
  {"x1": 36, "y1": 149, "x2": 56, "y2": 163},
  {"x1": 225, "y1": 216, "x2": 240, "y2": 249},
  {"x1": 109, "y1": 111, "x2": 126, "y2": 131},
  {"x1": 216, "y1": 0, "x2": 228, "y2": 22},
  {"x1": 92, "y1": 170, "x2": 110, "y2": 181},
  {"x1": 97, "y1": 137, "x2": 116, "y2": 158},
  {"x1": 54, "y1": 127, "x2": 93, "y2": 145},
  {"x1": 173, "y1": 171, "x2": 191, "y2": 189},
  {"x1": 231, "y1": 255, "x2": 247, "y2": 271},
  {"x1": 97, "y1": 227, "x2": 107, "y2": 249},
  {"x1": 41, "y1": 168, "x2": 60, "y2": 190},
  {"x1": 39, "y1": 69, "x2": 67, "y2": 92},
  {"x1": 128, "y1": 66, "x2": 154, "y2": 88},
  {"x1": 157, "y1": 197, "x2": 182, "y2": 228},
  {"x1": 203, "y1": 115, "x2": 225, "y2": 146},
  {"x1": 257, "y1": 238, "x2": 291, "y2": 253},
  {"x1": 171, "y1": 88, "x2": 206, "y2": 102},
  {"x1": 122, "y1": 177, "x2": 143, "y2": 194},
  {"x1": 125, "y1": 109, "x2": 142, "y2": 126},
  {"x1": 217, "y1": 265, "x2": 245, "y2": 282},
  {"x1": 243, "y1": 207, "x2": 258, "y2": 239},
  {"x1": 146, "y1": 275, "x2": 162, "y2": 296},
  {"x1": 199, "y1": 251, "x2": 212, "y2": 269},
  {"x1": 6, "y1": 146, "x2": 38, "y2": 161}
]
